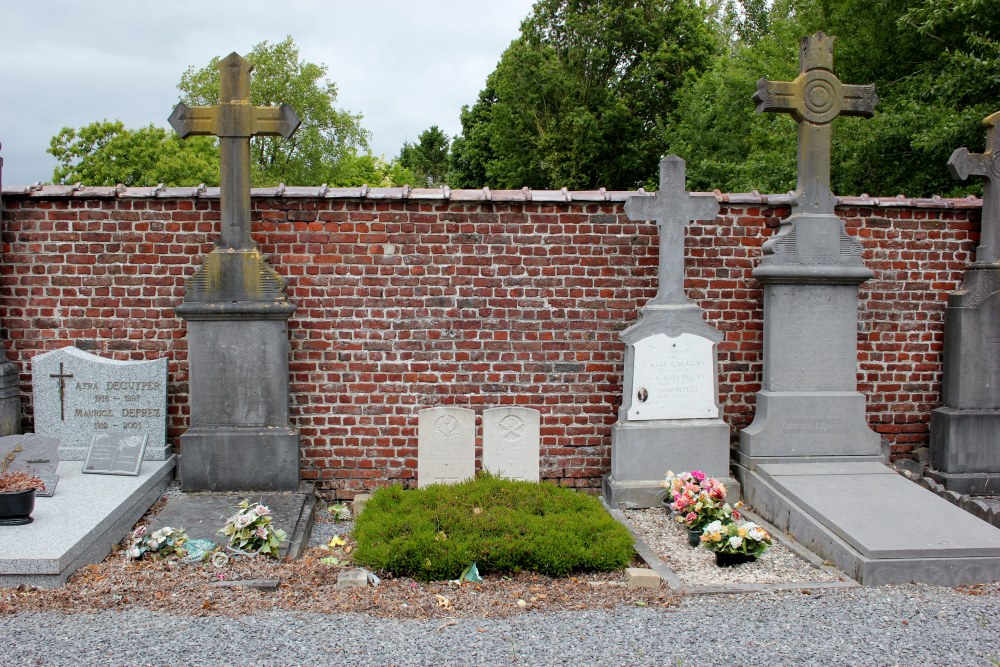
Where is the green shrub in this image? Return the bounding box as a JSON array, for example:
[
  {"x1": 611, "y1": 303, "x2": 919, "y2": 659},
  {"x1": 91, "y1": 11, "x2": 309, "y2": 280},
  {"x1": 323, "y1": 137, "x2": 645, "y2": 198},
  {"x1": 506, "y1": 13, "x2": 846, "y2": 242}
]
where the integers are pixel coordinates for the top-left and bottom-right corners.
[{"x1": 352, "y1": 474, "x2": 635, "y2": 581}]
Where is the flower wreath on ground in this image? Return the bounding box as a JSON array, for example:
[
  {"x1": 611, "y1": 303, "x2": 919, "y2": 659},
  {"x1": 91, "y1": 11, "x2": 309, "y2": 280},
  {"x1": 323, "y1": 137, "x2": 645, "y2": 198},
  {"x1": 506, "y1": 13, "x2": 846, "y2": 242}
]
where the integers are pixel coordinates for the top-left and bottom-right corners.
[
  {"x1": 661, "y1": 470, "x2": 742, "y2": 531},
  {"x1": 220, "y1": 499, "x2": 287, "y2": 558}
]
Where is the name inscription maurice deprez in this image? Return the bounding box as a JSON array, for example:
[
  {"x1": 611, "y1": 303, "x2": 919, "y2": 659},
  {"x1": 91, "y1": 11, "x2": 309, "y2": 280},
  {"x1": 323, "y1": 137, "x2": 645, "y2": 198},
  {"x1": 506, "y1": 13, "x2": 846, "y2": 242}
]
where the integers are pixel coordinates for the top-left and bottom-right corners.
[{"x1": 72, "y1": 380, "x2": 163, "y2": 432}]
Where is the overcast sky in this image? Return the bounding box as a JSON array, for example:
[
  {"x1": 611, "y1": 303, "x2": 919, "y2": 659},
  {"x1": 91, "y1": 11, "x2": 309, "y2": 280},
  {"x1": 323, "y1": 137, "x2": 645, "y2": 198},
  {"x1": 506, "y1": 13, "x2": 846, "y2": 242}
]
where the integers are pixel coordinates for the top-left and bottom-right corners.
[{"x1": 0, "y1": 0, "x2": 537, "y2": 186}]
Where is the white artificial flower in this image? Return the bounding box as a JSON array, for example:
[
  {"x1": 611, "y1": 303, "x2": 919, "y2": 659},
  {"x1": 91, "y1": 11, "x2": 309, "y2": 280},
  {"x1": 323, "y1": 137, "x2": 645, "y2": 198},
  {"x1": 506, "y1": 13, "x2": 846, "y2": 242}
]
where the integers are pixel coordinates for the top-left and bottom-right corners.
[
  {"x1": 703, "y1": 520, "x2": 724, "y2": 534},
  {"x1": 747, "y1": 526, "x2": 765, "y2": 541},
  {"x1": 255, "y1": 505, "x2": 271, "y2": 517},
  {"x1": 729, "y1": 535, "x2": 743, "y2": 549}
]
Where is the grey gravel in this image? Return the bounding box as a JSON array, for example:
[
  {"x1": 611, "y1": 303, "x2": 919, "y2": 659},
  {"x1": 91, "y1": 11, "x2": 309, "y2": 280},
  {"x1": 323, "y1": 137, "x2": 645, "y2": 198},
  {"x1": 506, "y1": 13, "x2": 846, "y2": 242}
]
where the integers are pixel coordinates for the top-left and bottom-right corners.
[{"x1": 2, "y1": 585, "x2": 998, "y2": 666}]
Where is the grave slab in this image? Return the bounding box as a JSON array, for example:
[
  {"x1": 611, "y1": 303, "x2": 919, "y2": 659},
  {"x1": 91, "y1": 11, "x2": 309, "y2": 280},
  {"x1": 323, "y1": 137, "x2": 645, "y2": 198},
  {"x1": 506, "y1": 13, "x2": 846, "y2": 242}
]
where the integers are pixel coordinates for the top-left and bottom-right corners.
[
  {"x1": 742, "y1": 461, "x2": 1000, "y2": 585},
  {"x1": 31, "y1": 346, "x2": 169, "y2": 461},
  {"x1": 482, "y1": 407, "x2": 540, "y2": 481},
  {"x1": 417, "y1": 407, "x2": 475, "y2": 487},
  {"x1": 145, "y1": 484, "x2": 315, "y2": 560},
  {"x1": 0, "y1": 457, "x2": 175, "y2": 588}
]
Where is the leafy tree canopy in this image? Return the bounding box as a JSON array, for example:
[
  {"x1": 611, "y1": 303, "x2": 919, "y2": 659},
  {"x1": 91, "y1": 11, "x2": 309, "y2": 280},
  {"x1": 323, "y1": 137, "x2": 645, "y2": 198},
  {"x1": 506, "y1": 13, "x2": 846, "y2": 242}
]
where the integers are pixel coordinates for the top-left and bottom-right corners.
[
  {"x1": 49, "y1": 36, "x2": 410, "y2": 187},
  {"x1": 450, "y1": 0, "x2": 721, "y2": 190},
  {"x1": 399, "y1": 125, "x2": 451, "y2": 187}
]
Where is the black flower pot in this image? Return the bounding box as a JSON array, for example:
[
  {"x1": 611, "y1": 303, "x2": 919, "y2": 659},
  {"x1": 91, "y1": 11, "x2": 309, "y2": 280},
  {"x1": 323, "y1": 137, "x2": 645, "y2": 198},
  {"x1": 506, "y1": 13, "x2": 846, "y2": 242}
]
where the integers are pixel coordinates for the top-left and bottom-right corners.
[
  {"x1": 0, "y1": 488, "x2": 36, "y2": 525},
  {"x1": 714, "y1": 551, "x2": 757, "y2": 567},
  {"x1": 686, "y1": 528, "x2": 703, "y2": 547}
]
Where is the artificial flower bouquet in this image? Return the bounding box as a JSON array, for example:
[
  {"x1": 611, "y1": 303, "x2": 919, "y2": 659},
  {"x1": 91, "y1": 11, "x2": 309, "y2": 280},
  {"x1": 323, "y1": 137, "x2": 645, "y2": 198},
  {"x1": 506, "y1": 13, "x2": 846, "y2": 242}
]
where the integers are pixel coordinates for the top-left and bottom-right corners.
[
  {"x1": 220, "y1": 499, "x2": 287, "y2": 558},
  {"x1": 662, "y1": 469, "x2": 740, "y2": 531},
  {"x1": 125, "y1": 525, "x2": 189, "y2": 560},
  {"x1": 700, "y1": 519, "x2": 772, "y2": 557}
]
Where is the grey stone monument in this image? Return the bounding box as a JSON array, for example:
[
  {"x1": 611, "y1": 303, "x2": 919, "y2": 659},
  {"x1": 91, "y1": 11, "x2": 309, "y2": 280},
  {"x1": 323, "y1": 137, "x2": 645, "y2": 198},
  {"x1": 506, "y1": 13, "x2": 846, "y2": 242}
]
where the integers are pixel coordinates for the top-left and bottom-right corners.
[
  {"x1": 0, "y1": 141, "x2": 22, "y2": 438},
  {"x1": 417, "y1": 407, "x2": 475, "y2": 487},
  {"x1": 929, "y1": 110, "x2": 1000, "y2": 494},
  {"x1": 170, "y1": 52, "x2": 301, "y2": 491},
  {"x1": 735, "y1": 33, "x2": 1000, "y2": 586},
  {"x1": 603, "y1": 156, "x2": 728, "y2": 508},
  {"x1": 482, "y1": 407, "x2": 540, "y2": 481},
  {"x1": 31, "y1": 346, "x2": 169, "y2": 461}
]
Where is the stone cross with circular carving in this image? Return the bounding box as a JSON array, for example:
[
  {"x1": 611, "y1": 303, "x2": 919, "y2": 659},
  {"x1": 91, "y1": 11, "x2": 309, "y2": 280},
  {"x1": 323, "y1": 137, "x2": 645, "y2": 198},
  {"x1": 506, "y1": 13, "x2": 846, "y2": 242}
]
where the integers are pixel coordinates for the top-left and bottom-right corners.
[
  {"x1": 753, "y1": 32, "x2": 878, "y2": 216},
  {"x1": 948, "y1": 111, "x2": 1000, "y2": 265}
]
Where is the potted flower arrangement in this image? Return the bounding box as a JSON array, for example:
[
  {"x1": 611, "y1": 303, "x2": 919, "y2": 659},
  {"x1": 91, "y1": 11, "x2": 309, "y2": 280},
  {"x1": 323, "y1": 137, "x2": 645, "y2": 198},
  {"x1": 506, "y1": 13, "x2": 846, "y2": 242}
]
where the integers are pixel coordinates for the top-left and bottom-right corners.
[
  {"x1": 700, "y1": 519, "x2": 773, "y2": 566},
  {"x1": 0, "y1": 445, "x2": 46, "y2": 526},
  {"x1": 662, "y1": 470, "x2": 741, "y2": 546},
  {"x1": 220, "y1": 499, "x2": 287, "y2": 558}
]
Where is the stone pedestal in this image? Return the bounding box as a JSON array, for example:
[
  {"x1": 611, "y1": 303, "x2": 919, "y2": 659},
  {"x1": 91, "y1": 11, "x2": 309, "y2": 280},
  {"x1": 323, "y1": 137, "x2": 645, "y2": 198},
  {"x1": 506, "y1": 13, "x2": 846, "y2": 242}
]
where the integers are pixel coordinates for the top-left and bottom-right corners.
[
  {"x1": 178, "y1": 299, "x2": 299, "y2": 491},
  {"x1": 929, "y1": 267, "x2": 1000, "y2": 494}
]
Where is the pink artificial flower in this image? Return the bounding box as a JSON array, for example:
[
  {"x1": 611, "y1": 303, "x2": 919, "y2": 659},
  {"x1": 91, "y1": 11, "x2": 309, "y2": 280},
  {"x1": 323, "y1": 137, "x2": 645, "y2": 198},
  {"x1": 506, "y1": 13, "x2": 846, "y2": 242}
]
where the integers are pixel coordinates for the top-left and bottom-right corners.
[
  {"x1": 255, "y1": 505, "x2": 271, "y2": 516},
  {"x1": 691, "y1": 470, "x2": 706, "y2": 482},
  {"x1": 685, "y1": 512, "x2": 697, "y2": 523}
]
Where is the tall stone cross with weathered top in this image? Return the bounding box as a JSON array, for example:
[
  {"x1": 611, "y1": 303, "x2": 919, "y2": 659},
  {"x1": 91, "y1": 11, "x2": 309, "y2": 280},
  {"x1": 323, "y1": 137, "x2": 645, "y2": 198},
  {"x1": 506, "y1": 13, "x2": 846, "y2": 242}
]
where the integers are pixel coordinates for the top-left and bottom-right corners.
[
  {"x1": 753, "y1": 32, "x2": 877, "y2": 216},
  {"x1": 169, "y1": 52, "x2": 300, "y2": 250},
  {"x1": 949, "y1": 111, "x2": 1000, "y2": 265},
  {"x1": 624, "y1": 155, "x2": 719, "y2": 306}
]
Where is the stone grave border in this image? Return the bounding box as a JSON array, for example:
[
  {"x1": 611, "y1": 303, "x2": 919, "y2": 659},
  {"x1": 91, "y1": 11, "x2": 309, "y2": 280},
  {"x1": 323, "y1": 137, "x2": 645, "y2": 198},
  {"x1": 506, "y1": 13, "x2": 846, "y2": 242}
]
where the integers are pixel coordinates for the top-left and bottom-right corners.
[
  {"x1": 897, "y1": 470, "x2": 1000, "y2": 530},
  {"x1": 603, "y1": 500, "x2": 859, "y2": 595}
]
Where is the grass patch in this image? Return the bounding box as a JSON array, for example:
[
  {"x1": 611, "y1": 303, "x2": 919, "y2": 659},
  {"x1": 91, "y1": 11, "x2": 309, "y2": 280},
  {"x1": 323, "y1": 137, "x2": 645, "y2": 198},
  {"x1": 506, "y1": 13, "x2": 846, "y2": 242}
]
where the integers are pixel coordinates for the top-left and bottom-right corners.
[{"x1": 352, "y1": 475, "x2": 635, "y2": 581}]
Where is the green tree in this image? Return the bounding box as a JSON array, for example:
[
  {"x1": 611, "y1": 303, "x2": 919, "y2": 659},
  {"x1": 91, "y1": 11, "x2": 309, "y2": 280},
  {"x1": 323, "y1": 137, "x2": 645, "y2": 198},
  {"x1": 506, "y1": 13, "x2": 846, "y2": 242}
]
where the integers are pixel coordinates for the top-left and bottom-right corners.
[
  {"x1": 451, "y1": 0, "x2": 720, "y2": 190},
  {"x1": 177, "y1": 36, "x2": 371, "y2": 186},
  {"x1": 399, "y1": 125, "x2": 451, "y2": 186},
  {"x1": 49, "y1": 121, "x2": 218, "y2": 186}
]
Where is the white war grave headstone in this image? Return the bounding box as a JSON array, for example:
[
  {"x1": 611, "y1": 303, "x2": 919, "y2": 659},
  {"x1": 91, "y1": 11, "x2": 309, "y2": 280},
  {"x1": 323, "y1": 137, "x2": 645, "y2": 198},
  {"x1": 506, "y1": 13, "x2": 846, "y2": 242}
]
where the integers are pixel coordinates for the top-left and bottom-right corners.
[
  {"x1": 417, "y1": 407, "x2": 475, "y2": 487},
  {"x1": 604, "y1": 155, "x2": 729, "y2": 508},
  {"x1": 31, "y1": 346, "x2": 169, "y2": 462},
  {"x1": 482, "y1": 407, "x2": 540, "y2": 481}
]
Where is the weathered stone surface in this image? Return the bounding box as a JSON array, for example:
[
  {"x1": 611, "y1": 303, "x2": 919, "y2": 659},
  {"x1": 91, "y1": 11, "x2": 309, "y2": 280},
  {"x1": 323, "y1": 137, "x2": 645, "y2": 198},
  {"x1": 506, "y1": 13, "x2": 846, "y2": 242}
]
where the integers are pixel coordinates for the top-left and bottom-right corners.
[
  {"x1": 625, "y1": 567, "x2": 661, "y2": 589},
  {"x1": 31, "y1": 346, "x2": 168, "y2": 461},
  {"x1": 417, "y1": 407, "x2": 475, "y2": 487},
  {"x1": 482, "y1": 407, "x2": 540, "y2": 481},
  {"x1": 336, "y1": 569, "x2": 369, "y2": 589},
  {"x1": 351, "y1": 493, "x2": 371, "y2": 518},
  {"x1": 0, "y1": 433, "x2": 59, "y2": 477},
  {"x1": 930, "y1": 111, "x2": 1000, "y2": 493}
]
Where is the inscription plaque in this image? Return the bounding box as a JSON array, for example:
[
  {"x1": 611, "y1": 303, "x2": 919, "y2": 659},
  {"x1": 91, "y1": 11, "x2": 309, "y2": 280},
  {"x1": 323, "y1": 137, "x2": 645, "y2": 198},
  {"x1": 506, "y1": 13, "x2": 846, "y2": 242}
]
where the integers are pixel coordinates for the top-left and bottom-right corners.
[
  {"x1": 628, "y1": 333, "x2": 717, "y2": 420},
  {"x1": 32, "y1": 346, "x2": 168, "y2": 460},
  {"x1": 83, "y1": 432, "x2": 148, "y2": 476}
]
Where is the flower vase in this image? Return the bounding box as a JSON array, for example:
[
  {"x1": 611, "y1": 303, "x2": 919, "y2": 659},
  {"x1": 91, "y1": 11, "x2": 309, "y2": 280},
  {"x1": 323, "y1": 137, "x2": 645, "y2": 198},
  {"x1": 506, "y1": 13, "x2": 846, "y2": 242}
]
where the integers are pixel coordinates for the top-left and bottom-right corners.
[
  {"x1": 661, "y1": 495, "x2": 674, "y2": 516},
  {"x1": 715, "y1": 551, "x2": 757, "y2": 567},
  {"x1": 686, "y1": 528, "x2": 703, "y2": 547},
  {"x1": 0, "y1": 488, "x2": 36, "y2": 525}
]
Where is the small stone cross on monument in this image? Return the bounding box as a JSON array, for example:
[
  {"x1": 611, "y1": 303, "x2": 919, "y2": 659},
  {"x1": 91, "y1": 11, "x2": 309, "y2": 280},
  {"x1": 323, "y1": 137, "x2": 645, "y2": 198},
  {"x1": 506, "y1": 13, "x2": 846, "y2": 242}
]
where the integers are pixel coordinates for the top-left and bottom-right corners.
[
  {"x1": 625, "y1": 156, "x2": 719, "y2": 306},
  {"x1": 753, "y1": 32, "x2": 877, "y2": 216},
  {"x1": 169, "y1": 53, "x2": 300, "y2": 250},
  {"x1": 949, "y1": 111, "x2": 1000, "y2": 265}
]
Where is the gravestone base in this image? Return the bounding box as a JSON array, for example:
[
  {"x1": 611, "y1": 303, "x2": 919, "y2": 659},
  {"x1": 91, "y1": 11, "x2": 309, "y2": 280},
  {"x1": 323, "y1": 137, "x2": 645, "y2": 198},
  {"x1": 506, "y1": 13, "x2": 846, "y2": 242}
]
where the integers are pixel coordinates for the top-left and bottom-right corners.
[
  {"x1": 604, "y1": 418, "x2": 734, "y2": 508},
  {"x1": 929, "y1": 407, "x2": 1000, "y2": 494},
  {"x1": 736, "y1": 460, "x2": 1000, "y2": 585},
  {"x1": 180, "y1": 427, "x2": 300, "y2": 492},
  {"x1": 740, "y1": 391, "x2": 882, "y2": 458},
  {"x1": 0, "y1": 457, "x2": 175, "y2": 588}
]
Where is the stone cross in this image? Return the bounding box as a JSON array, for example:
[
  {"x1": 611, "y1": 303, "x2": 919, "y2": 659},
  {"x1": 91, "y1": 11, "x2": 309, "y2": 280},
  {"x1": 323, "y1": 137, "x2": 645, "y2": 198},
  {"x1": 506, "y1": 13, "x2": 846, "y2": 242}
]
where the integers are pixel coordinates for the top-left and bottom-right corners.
[
  {"x1": 49, "y1": 362, "x2": 73, "y2": 421},
  {"x1": 169, "y1": 52, "x2": 300, "y2": 251},
  {"x1": 753, "y1": 32, "x2": 877, "y2": 216},
  {"x1": 625, "y1": 155, "x2": 719, "y2": 306},
  {"x1": 948, "y1": 111, "x2": 1000, "y2": 264}
]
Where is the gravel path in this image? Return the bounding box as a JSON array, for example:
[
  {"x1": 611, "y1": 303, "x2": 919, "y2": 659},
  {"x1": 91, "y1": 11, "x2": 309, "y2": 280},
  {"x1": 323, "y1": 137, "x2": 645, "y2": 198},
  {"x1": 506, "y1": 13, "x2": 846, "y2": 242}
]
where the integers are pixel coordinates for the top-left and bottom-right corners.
[{"x1": 2, "y1": 584, "x2": 998, "y2": 666}]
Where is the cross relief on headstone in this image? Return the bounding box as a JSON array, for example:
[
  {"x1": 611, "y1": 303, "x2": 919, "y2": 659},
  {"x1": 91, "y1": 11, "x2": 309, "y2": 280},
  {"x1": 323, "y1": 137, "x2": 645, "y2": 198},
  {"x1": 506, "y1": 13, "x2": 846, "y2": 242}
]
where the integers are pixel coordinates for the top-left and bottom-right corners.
[
  {"x1": 169, "y1": 53, "x2": 300, "y2": 251},
  {"x1": 624, "y1": 156, "x2": 719, "y2": 306},
  {"x1": 753, "y1": 32, "x2": 878, "y2": 216},
  {"x1": 949, "y1": 111, "x2": 1000, "y2": 265}
]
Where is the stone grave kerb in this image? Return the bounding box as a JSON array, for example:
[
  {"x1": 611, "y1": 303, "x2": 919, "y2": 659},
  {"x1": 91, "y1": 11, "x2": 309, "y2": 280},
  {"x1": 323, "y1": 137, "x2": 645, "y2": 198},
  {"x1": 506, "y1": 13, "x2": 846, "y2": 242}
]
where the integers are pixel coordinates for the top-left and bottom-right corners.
[{"x1": 170, "y1": 52, "x2": 301, "y2": 491}]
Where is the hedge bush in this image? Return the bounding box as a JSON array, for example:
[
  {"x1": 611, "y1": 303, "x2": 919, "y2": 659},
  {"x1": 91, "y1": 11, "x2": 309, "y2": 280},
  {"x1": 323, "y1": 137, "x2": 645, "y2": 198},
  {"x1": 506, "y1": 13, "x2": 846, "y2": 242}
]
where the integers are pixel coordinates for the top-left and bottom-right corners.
[{"x1": 352, "y1": 475, "x2": 635, "y2": 581}]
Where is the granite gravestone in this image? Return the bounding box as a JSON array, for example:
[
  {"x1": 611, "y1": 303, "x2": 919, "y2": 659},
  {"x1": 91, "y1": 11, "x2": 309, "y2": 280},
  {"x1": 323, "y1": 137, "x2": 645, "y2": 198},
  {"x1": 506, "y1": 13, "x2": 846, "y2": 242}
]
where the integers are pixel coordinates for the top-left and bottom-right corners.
[
  {"x1": 482, "y1": 407, "x2": 540, "y2": 482},
  {"x1": 929, "y1": 110, "x2": 1000, "y2": 494},
  {"x1": 31, "y1": 346, "x2": 168, "y2": 462},
  {"x1": 603, "y1": 156, "x2": 728, "y2": 508},
  {"x1": 734, "y1": 34, "x2": 1000, "y2": 586},
  {"x1": 417, "y1": 407, "x2": 475, "y2": 487},
  {"x1": 83, "y1": 433, "x2": 148, "y2": 476},
  {"x1": 170, "y1": 52, "x2": 301, "y2": 492}
]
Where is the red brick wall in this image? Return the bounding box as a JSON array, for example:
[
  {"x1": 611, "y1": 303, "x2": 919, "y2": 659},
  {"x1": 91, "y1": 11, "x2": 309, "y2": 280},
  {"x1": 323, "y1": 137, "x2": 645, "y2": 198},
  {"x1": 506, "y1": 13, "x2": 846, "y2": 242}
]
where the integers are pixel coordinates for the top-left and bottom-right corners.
[{"x1": 0, "y1": 193, "x2": 980, "y2": 497}]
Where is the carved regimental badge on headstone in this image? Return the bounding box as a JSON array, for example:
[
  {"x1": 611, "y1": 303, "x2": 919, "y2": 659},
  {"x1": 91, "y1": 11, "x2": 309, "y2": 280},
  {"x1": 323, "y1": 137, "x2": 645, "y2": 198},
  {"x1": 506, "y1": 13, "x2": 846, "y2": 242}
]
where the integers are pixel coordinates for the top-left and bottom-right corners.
[
  {"x1": 31, "y1": 347, "x2": 168, "y2": 462},
  {"x1": 417, "y1": 407, "x2": 475, "y2": 487}
]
